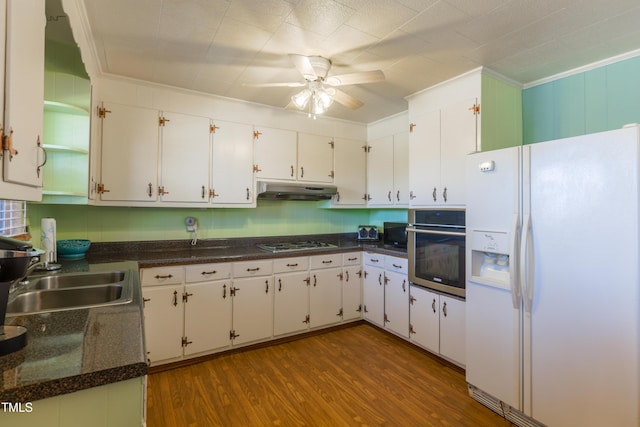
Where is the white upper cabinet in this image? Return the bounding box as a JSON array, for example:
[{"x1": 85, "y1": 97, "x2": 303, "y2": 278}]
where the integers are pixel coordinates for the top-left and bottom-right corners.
[
  {"x1": 1, "y1": 0, "x2": 45, "y2": 197},
  {"x1": 366, "y1": 132, "x2": 409, "y2": 207},
  {"x1": 210, "y1": 119, "x2": 254, "y2": 206},
  {"x1": 332, "y1": 137, "x2": 366, "y2": 206},
  {"x1": 253, "y1": 126, "x2": 297, "y2": 181},
  {"x1": 98, "y1": 102, "x2": 159, "y2": 202},
  {"x1": 160, "y1": 111, "x2": 211, "y2": 203},
  {"x1": 297, "y1": 132, "x2": 334, "y2": 183}
]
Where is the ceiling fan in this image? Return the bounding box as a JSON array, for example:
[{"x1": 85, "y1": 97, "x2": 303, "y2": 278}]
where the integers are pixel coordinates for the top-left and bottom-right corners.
[{"x1": 245, "y1": 54, "x2": 385, "y2": 118}]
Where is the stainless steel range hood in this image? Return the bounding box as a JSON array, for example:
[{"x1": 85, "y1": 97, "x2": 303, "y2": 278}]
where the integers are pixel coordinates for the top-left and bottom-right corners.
[{"x1": 256, "y1": 181, "x2": 337, "y2": 201}]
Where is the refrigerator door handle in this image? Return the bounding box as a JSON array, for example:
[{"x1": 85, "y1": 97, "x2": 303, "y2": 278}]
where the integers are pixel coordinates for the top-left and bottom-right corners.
[
  {"x1": 520, "y1": 213, "x2": 534, "y2": 313},
  {"x1": 510, "y1": 213, "x2": 521, "y2": 309}
]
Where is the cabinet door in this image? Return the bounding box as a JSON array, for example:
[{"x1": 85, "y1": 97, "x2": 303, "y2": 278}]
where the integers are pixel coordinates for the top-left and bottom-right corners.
[
  {"x1": 210, "y1": 120, "x2": 254, "y2": 205},
  {"x1": 342, "y1": 264, "x2": 362, "y2": 321},
  {"x1": 159, "y1": 111, "x2": 210, "y2": 203},
  {"x1": 298, "y1": 132, "x2": 334, "y2": 183},
  {"x1": 142, "y1": 285, "x2": 183, "y2": 364},
  {"x1": 439, "y1": 98, "x2": 477, "y2": 205},
  {"x1": 231, "y1": 276, "x2": 273, "y2": 346},
  {"x1": 384, "y1": 270, "x2": 409, "y2": 338},
  {"x1": 367, "y1": 136, "x2": 394, "y2": 206},
  {"x1": 363, "y1": 265, "x2": 385, "y2": 327},
  {"x1": 253, "y1": 126, "x2": 297, "y2": 181},
  {"x1": 274, "y1": 271, "x2": 309, "y2": 336},
  {"x1": 439, "y1": 295, "x2": 466, "y2": 365},
  {"x1": 99, "y1": 103, "x2": 159, "y2": 202},
  {"x1": 2, "y1": 0, "x2": 45, "y2": 189},
  {"x1": 332, "y1": 137, "x2": 366, "y2": 206},
  {"x1": 409, "y1": 285, "x2": 439, "y2": 353},
  {"x1": 184, "y1": 281, "x2": 231, "y2": 356},
  {"x1": 309, "y1": 268, "x2": 343, "y2": 328},
  {"x1": 409, "y1": 109, "x2": 440, "y2": 206},
  {"x1": 393, "y1": 131, "x2": 409, "y2": 205}
]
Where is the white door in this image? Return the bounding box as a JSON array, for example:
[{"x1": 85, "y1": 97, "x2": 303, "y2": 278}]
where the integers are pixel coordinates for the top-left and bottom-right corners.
[
  {"x1": 367, "y1": 136, "x2": 394, "y2": 206},
  {"x1": 309, "y1": 268, "x2": 342, "y2": 328},
  {"x1": 384, "y1": 270, "x2": 409, "y2": 338},
  {"x1": 438, "y1": 295, "x2": 465, "y2": 366},
  {"x1": 342, "y1": 265, "x2": 362, "y2": 321},
  {"x1": 210, "y1": 120, "x2": 254, "y2": 205},
  {"x1": 231, "y1": 276, "x2": 273, "y2": 346},
  {"x1": 183, "y1": 281, "x2": 231, "y2": 356},
  {"x1": 142, "y1": 286, "x2": 183, "y2": 364},
  {"x1": 3, "y1": 0, "x2": 45, "y2": 188},
  {"x1": 253, "y1": 126, "x2": 297, "y2": 180},
  {"x1": 159, "y1": 111, "x2": 210, "y2": 203},
  {"x1": 408, "y1": 109, "x2": 440, "y2": 206},
  {"x1": 363, "y1": 265, "x2": 385, "y2": 327},
  {"x1": 297, "y1": 132, "x2": 334, "y2": 183},
  {"x1": 333, "y1": 137, "x2": 366, "y2": 206},
  {"x1": 408, "y1": 285, "x2": 439, "y2": 353},
  {"x1": 274, "y1": 271, "x2": 309, "y2": 336},
  {"x1": 526, "y1": 128, "x2": 640, "y2": 427},
  {"x1": 393, "y1": 131, "x2": 409, "y2": 205},
  {"x1": 100, "y1": 103, "x2": 159, "y2": 202},
  {"x1": 439, "y1": 98, "x2": 477, "y2": 205},
  {"x1": 465, "y1": 146, "x2": 522, "y2": 409}
]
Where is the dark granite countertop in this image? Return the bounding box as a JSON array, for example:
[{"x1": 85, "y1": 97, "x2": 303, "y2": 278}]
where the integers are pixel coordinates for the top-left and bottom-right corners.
[
  {"x1": 0, "y1": 233, "x2": 405, "y2": 403},
  {"x1": 0, "y1": 261, "x2": 147, "y2": 402},
  {"x1": 84, "y1": 233, "x2": 407, "y2": 268}
]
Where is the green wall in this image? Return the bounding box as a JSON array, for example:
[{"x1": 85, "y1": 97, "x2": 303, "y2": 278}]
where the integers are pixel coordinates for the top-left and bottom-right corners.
[
  {"x1": 27, "y1": 202, "x2": 407, "y2": 244},
  {"x1": 523, "y1": 55, "x2": 640, "y2": 144}
]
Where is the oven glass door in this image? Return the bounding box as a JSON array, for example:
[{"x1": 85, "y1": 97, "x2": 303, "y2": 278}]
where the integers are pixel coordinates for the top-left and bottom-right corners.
[{"x1": 409, "y1": 227, "x2": 466, "y2": 297}]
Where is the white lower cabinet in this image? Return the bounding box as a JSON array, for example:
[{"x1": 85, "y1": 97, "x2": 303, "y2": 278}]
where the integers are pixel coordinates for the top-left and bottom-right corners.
[
  {"x1": 274, "y1": 257, "x2": 310, "y2": 336},
  {"x1": 183, "y1": 280, "x2": 231, "y2": 356},
  {"x1": 363, "y1": 252, "x2": 385, "y2": 327},
  {"x1": 231, "y1": 260, "x2": 274, "y2": 346},
  {"x1": 309, "y1": 253, "x2": 343, "y2": 328},
  {"x1": 409, "y1": 284, "x2": 466, "y2": 366},
  {"x1": 141, "y1": 284, "x2": 184, "y2": 363},
  {"x1": 383, "y1": 256, "x2": 409, "y2": 338},
  {"x1": 342, "y1": 252, "x2": 363, "y2": 321}
]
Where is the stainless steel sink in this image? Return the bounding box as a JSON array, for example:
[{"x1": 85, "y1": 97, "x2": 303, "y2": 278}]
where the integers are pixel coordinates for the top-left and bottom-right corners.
[
  {"x1": 6, "y1": 270, "x2": 133, "y2": 315},
  {"x1": 29, "y1": 271, "x2": 126, "y2": 289}
]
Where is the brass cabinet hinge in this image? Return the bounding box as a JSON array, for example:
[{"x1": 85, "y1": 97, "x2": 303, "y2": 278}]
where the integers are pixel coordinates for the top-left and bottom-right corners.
[
  {"x1": 329, "y1": 140, "x2": 334, "y2": 149},
  {"x1": 97, "y1": 106, "x2": 111, "y2": 119},
  {"x1": 362, "y1": 145, "x2": 371, "y2": 152},
  {"x1": 253, "y1": 164, "x2": 262, "y2": 173},
  {"x1": 302, "y1": 314, "x2": 310, "y2": 324},
  {"x1": 159, "y1": 116, "x2": 170, "y2": 126},
  {"x1": 182, "y1": 292, "x2": 193, "y2": 303},
  {"x1": 253, "y1": 130, "x2": 262, "y2": 139},
  {"x1": 181, "y1": 337, "x2": 192, "y2": 347},
  {"x1": 96, "y1": 183, "x2": 110, "y2": 194},
  {"x1": 229, "y1": 330, "x2": 239, "y2": 340},
  {"x1": 328, "y1": 170, "x2": 334, "y2": 178},
  {"x1": 469, "y1": 103, "x2": 480, "y2": 115},
  {"x1": 409, "y1": 123, "x2": 416, "y2": 132},
  {"x1": 210, "y1": 189, "x2": 220, "y2": 198},
  {"x1": 210, "y1": 124, "x2": 220, "y2": 133}
]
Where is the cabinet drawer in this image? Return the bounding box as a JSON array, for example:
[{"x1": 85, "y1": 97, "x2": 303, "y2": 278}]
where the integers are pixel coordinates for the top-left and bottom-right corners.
[
  {"x1": 273, "y1": 257, "x2": 309, "y2": 273},
  {"x1": 233, "y1": 260, "x2": 273, "y2": 278},
  {"x1": 140, "y1": 266, "x2": 184, "y2": 287},
  {"x1": 342, "y1": 252, "x2": 361, "y2": 266},
  {"x1": 385, "y1": 256, "x2": 408, "y2": 273},
  {"x1": 364, "y1": 252, "x2": 385, "y2": 267},
  {"x1": 309, "y1": 253, "x2": 342, "y2": 270},
  {"x1": 185, "y1": 263, "x2": 231, "y2": 282}
]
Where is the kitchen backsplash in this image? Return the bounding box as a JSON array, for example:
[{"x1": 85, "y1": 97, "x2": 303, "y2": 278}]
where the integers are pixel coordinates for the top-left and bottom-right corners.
[{"x1": 27, "y1": 202, "x2": 407, "y2": 245}]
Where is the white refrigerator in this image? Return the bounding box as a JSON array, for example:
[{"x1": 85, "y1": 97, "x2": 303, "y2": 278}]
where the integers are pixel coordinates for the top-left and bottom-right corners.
[{"x1": 465, "y1": 125, "x2": 640, "y2": 427}]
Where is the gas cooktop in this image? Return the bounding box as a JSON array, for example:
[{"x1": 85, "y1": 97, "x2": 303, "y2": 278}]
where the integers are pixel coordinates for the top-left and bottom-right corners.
[{"x1": 257, "y1": 241, "x2": 338, "y2": 253}]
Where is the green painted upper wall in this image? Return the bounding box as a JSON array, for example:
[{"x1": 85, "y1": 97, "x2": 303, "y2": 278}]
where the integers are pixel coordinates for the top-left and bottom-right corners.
[{"x1": 523, "y1": 55, "x2": 640, "y2": 144}]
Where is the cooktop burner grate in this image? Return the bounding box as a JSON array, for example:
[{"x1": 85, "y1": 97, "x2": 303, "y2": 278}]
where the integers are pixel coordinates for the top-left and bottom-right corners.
[{"x1": 257, "y1": 241, "x2": 338, "y2": 253}]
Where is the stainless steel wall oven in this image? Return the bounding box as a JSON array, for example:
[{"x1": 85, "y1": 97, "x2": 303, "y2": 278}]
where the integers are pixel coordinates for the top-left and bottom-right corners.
[{"x1": 407, "y1": 209, "x2": 466, "y2": 298}]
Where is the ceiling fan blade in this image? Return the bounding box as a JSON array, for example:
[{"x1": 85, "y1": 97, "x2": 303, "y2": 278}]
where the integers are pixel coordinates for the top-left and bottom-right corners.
[
  {"x1": 243, "y1": 82, "x2": 306, "y2": 88},
  {"x1": 289, "y1": 54, "x2": 317, "y2": 80},
  {"x1": 332, "y1": 89, "x2": 364, "y2": 110},
  {"x1": 284, "y1": 101, "x2": 299, "y2": 110},
  {"x1": 325, "y1": 70, "x2": 385, "y2": 86}
]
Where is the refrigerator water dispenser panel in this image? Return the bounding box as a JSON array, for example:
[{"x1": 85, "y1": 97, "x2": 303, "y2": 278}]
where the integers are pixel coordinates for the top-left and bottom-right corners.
[
  {"x1": 471, "y1": 230, "x2": 509, "y2": 254},
  {"x1": 470, "y1": 230, "x2": 511, "y2": 288}
]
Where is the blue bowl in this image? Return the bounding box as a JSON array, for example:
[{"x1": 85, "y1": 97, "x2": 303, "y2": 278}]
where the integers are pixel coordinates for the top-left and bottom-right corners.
[{"x1": 56, "y1": 239, "x2": 91, "y2": 259}]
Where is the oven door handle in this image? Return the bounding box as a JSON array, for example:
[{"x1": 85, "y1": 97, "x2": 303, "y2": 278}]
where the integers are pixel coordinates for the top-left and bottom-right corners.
[{"x1": 406, "y1": 227, "x2": 465, "y2": 237}]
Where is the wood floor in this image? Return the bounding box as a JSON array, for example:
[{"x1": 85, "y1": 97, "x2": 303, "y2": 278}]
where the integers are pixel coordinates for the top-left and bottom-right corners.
[{"x1": 146, "y1": 323, "x2": 513, "y2": 426}]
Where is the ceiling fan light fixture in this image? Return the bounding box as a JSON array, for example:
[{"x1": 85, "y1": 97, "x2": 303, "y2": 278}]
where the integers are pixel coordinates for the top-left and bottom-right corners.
[{"x1": 291, "y1": 88, "x2": 312, "y2": 109}]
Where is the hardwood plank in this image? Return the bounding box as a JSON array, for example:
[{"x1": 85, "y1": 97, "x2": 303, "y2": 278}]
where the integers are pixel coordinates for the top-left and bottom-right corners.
[{"x1": 147, "y1": 324, "x2": 513, "y2": 426}]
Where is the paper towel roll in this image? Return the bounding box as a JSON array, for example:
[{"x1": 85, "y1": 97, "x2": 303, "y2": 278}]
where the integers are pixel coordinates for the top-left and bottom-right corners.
[{"x1": 41, "y1": 218, "x2": 57, "y2": 263}]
